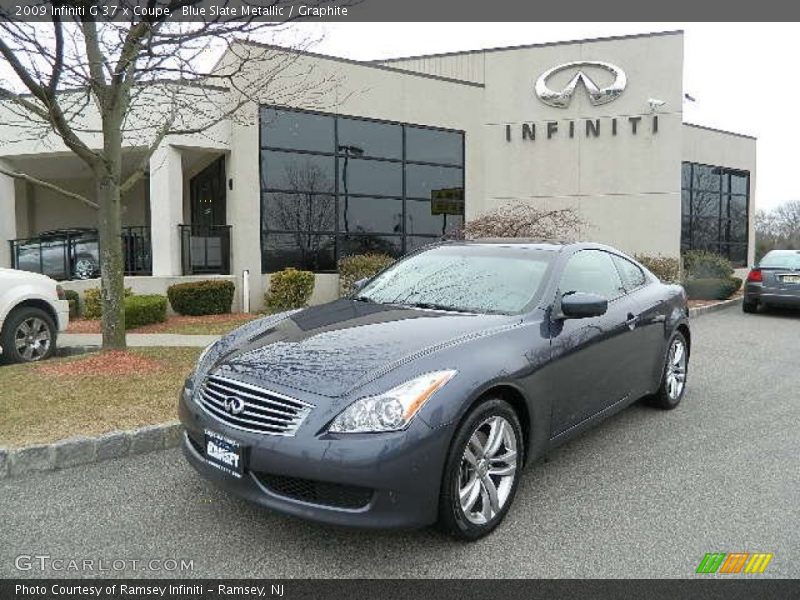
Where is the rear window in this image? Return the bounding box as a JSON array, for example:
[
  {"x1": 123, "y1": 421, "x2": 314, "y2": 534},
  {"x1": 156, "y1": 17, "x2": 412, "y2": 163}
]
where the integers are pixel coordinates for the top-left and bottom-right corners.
[{"x1": 759, "y1": 251, "x2": 800, "y2": 270}]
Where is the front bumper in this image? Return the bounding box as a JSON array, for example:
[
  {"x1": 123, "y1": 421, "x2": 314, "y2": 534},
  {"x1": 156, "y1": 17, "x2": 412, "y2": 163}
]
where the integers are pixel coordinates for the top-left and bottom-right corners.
[{"x1": 178, "y1": 386, "x2": 453, "y2": 529}]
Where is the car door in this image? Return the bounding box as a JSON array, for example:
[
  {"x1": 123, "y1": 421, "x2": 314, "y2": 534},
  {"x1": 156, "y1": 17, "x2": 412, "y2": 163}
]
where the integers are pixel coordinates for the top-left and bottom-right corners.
[
  {"x1": 547, "y1": 249, "x2": 639, "y2": 437},
  {"x1": 610, "y1": 254, "x2": 665, "y2": 397}
]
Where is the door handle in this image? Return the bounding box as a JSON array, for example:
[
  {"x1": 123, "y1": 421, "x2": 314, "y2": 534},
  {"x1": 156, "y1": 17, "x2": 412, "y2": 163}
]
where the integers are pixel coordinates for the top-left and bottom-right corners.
[{"x1": 625, "y1": 312, "x2": 638, "y2": 330}]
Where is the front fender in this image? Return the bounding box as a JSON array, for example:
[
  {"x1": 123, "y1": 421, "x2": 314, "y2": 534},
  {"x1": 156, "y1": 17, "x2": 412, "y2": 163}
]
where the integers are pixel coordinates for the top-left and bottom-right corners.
[
  {"x1": 414, "y1": 318, "x2": 553, "y2": 464},
  {"x1": 0, "y1": 287, "x2": 59, "y2": 328}
]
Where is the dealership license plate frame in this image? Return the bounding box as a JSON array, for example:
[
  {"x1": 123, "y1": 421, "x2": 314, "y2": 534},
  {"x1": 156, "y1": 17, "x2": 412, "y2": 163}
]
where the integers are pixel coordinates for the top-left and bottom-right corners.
[{"x1": 204, "y1": 429, "x2": 245, "y2": 478}]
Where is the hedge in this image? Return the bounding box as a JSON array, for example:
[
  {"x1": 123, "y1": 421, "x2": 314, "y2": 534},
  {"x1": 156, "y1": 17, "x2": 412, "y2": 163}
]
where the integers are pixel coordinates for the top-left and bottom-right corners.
[
  {"x1": 634, "y1": 254, "x2": 681, "y2": 284},
  {"x1": 64, "y1": 290, "x2": 80, "y2": 319},
  {"x1": 265, "y1": 268, "x2": 315, "y2": 313},
  {"x1": 167, "y1": 280, "x2": 235, "y2": 316},
  {"x1": 682, "y1": 250, "x2": 734, "y2": 280},
  {"x1": 83, "y1": 287, "x2": 133, "y2": 319},
  {"x1": 338, "y1": 253, "x2": 395, "y2": 297},
  {"x1": 683, "y1": 277, "x2": 742, "y2": 301},
  {"x1": 124, "y1": 295, "x2": 167, "y2": 329}
]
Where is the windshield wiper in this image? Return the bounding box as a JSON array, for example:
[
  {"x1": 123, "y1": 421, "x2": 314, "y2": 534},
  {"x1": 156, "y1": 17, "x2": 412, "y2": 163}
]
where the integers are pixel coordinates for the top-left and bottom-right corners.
[{"x1": 399, "y1": 301, "x2": 474, "y2": 313}]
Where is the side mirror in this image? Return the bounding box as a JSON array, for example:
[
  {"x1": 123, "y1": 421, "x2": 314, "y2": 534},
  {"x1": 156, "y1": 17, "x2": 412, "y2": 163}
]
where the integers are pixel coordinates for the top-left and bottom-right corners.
[
  {"x1": 352, "y1": 278, "x2": 369, "y2": 293},
  {"x1": 559, "y1": 292, "x2": 608, "y2": 319}
]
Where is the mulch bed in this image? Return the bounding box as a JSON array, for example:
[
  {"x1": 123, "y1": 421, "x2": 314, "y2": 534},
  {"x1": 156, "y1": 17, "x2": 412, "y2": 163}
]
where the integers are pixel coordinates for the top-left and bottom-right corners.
[
  {"x1": 67, "y1": 313, "x2": 256, "y2": 334},
  {"x1": 37, "y1": 350, "x2": 164, "y2": 377}
]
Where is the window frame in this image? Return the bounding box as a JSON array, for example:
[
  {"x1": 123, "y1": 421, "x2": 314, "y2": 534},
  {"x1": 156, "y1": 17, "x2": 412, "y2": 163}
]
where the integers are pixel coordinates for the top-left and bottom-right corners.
[
  {"x1": 558, "y1": 249, "x2": 628, "y2": 304},
  {"x1": 610, "y1": 253, "x2": 648, "y2": 294},
  {"x1": 259, "y1": 105, "x2": 465, "y2": 273},
  {"x1": 681, "y1": 161, "x2": 750, "y2": 267}
]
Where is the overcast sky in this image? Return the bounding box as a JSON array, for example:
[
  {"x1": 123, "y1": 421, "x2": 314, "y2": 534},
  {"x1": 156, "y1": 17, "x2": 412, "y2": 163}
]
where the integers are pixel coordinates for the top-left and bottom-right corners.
[{"x1": 292, "y1": 22, "x2": 797, "y2": 212}]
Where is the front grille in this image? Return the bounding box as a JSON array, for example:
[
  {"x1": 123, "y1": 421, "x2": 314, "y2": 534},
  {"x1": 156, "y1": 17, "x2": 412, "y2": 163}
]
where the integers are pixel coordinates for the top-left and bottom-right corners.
[
  {"x1": 197, "y1": 374, "x2": 313, "y2": 436},
  {"x1": 255, "y1": 473, "x2": 373, "y2": 510}
]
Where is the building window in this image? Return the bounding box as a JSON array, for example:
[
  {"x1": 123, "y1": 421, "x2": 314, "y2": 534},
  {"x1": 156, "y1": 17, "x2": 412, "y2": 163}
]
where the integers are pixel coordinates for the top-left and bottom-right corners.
[
  {"x1": 680, "y1": 162, "x2": 749, "y2": 266},
  {"x1": 259, "y1": 107, "x2": 465, "y2": 272}
]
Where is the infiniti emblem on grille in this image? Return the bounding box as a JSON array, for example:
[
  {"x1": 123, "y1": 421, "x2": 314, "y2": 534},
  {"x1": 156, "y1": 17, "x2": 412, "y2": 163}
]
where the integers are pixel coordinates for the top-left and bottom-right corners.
[{"x1": 223, "y1": 395, "x2": 245, "y2": 415}]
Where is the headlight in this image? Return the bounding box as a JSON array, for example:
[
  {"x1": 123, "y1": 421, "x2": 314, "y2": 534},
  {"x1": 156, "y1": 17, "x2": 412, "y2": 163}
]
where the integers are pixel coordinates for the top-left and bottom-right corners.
[{"x1": 329, "y1": 370, "x2": 457, "y2": 433}]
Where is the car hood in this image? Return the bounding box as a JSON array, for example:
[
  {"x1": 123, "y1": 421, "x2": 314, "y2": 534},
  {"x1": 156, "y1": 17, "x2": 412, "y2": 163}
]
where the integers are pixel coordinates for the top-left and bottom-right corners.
[{"x1": 207, "y1": 299, "x2": 515, "y2": 398}]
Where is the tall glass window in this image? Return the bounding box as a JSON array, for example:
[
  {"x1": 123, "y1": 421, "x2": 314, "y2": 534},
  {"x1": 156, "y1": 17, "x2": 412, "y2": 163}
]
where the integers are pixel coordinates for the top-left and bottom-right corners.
[
  {"x1": 259, "y1": 107, "x2": 465, "y2": 272},
  {"x1": 680, "y1": 162, "x2": 749, "y2": 266}
]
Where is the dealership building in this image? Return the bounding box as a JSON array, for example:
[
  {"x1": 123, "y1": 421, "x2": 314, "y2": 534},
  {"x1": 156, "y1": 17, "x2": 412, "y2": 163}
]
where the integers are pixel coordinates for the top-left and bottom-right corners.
[{"x1": 0, "y1": 30, "x2": 756, "y2": 311}]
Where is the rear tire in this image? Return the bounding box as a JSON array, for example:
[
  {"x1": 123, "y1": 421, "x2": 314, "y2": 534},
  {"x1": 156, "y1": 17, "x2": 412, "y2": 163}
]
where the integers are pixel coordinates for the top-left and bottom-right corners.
[
  {"x1": 0, "y1": 306, "x2": 56, "y2": 364},
  {"x1": 437, "y1": 399, "x2": 523, "y2": 541},
  {"x1": 742, "y1": 299, "x2": 758, "y2": 313},
  {"x1": 646, "y1": 331, "x2": 689, "y2": 410}
]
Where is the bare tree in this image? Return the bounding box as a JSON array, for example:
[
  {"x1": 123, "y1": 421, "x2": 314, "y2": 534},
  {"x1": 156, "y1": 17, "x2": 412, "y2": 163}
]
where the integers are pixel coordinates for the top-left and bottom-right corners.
[
  {"x1": 453, "y1": 202, "x2": 586, "y2": 241},
  {"x1": 756, "y1": 200, "x2": 800, "y2": 258},
  {"x1": 0, "y1": 1, "x2": 338, "y2": 348}
]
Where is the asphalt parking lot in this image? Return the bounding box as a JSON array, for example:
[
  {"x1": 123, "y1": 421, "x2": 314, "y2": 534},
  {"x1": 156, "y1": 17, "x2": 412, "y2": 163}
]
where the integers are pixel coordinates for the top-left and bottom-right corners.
[{"x1": 1, "y1": 306, "x2": 798, "y2": 578}]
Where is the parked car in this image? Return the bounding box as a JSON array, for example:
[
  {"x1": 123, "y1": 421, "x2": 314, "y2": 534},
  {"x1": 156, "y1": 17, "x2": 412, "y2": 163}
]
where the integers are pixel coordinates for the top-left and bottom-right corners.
[
  {"x1": 14, "y1": 227, "x2": 100, "y2": 280},
  {"x1": 179, "y1": 241, "x2": 690, "y2": 540},
  {"x1": 743, "y1": 249, "x2": 800, "y2": 313},
  {"x1": 0, "y1": 268, "x2": 70, "y2": 364}
]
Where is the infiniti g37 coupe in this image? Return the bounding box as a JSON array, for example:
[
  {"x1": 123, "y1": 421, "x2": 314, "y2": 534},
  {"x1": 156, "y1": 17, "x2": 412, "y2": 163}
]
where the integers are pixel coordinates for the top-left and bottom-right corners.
[{"x1": 179, "y1": 241, "x2": 690, "y2": 540}]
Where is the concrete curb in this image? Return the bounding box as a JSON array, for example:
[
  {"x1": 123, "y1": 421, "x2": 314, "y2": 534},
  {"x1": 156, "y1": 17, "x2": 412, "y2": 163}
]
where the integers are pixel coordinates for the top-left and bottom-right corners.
[
  {"x1": 0, "y1": 421, "x2": 183, "y2": 480},
  {"x1": 688, "y1": 296, "x2": 741, "y2": 319}
]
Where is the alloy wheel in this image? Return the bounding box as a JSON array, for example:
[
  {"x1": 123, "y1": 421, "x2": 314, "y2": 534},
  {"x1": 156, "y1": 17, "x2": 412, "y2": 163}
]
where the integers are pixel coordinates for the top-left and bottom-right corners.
[
  {"x1": 458, "y1": 415, "x2": 518, "y2": 525},
  {"x1": 665, "y1": 338, "x2": 687, "y2": 400},
  {"x1": 14, "y1": 317, "x2": 52, "y2": 361},
  {"x1": 74, "y1": 258, "x2": 97, "y2": 279}
]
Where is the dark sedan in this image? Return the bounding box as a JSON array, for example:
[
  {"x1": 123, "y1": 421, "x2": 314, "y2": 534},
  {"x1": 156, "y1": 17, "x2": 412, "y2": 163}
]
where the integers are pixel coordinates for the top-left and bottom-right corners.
[
  {"x1": 179, "y1": 241, "x2": 690, "y2": 540},
  {"x1": 743, "y1": 249, "x2": 800, "y2": 313}
]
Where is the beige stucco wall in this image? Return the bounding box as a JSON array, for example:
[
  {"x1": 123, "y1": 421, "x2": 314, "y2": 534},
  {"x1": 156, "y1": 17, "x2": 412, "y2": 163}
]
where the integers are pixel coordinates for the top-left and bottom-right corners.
[
  {"x1": 398, "y1": 32, "x2": 685, "y2": 260},
  {"x1": 15, "y1": 177, "x2": 147, "y2": 236},
  {"x1": 682, "y1": 123, "x2": 757, "y2": 266}
]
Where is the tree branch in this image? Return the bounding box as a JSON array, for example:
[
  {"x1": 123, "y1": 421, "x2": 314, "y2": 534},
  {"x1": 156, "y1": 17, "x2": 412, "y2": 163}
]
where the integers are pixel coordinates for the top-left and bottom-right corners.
[{"x1": 0, "y1": 165, "x2": 98, "y2": 209}]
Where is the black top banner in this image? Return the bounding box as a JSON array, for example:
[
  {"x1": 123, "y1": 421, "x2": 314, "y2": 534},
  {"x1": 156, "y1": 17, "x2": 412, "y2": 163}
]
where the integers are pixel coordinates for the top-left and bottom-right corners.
[{"x1": 1, "y1": 0, "x2": 800, "y2": 22}]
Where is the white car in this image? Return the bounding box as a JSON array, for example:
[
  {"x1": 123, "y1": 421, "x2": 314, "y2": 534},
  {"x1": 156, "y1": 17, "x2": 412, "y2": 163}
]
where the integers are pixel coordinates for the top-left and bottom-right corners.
[{"x1": 0, "y1": 268, "x2": 70, "y2": 364}]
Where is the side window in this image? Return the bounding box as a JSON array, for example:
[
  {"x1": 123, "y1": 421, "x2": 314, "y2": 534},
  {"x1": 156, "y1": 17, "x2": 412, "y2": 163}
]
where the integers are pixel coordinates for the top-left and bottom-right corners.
[
  {"x1": 559, "y1": 250, "x2": 625, "y2": 300},
  {"x1": 611, "y1": 255, "x2": 647, "y2": 291}
]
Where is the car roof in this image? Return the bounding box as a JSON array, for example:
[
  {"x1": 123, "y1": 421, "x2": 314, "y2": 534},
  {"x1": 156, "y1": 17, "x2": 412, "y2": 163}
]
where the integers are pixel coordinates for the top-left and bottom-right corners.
[{"x1": 440, "y1": 238, "x2": 620, "y2": 253}]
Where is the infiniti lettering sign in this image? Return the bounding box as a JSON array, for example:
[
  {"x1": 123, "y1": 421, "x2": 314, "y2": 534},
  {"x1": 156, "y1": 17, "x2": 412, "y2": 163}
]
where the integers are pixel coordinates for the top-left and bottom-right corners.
[{"x1": 535, "y1": 61, "x2": 627, "y2": 108}]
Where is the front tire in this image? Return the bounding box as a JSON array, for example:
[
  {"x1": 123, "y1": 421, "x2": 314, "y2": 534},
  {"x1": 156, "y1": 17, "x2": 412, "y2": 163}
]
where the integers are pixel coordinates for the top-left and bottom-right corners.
[
  {"x1": 646, "y1": 331, "x2": 689, "y2": 410},
  {"x1": 438, "y1": 399, "x2": 523, "y2": 541},
  {"x1": 0, "y1": 306, "x2": 56, "y2": 364}
]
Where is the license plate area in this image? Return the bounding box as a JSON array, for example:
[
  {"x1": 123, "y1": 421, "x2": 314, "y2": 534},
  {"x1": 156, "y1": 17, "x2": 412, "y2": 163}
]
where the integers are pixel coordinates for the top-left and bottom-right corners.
[
  {"x1": 204, "y1": 429, "x2": 245, "y2": 478},
  {"x1": 780, "y1": 274, "x2": 800, "y2": 284}
]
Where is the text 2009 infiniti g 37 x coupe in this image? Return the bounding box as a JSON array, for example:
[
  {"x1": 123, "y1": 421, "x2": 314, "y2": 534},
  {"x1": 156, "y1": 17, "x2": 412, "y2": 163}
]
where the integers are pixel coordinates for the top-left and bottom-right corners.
[{"x1": 179, "y1": 240, "x2": 690, "y2": 540}]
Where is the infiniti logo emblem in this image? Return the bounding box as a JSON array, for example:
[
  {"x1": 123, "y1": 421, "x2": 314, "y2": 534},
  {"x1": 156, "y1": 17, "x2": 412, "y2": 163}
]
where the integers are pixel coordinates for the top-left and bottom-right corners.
[
  {"x1": 223, "y1": 395, "x2": 245, "y2": 415},
  {"x1": 535, "y1": 61, "x2": 627, "y2": 108}
]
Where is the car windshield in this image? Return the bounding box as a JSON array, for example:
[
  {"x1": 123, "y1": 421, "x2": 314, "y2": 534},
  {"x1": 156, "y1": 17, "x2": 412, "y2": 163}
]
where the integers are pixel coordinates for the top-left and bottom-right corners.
[
  {"x1": 356, "y1": 244, "x2": 555, "y2": 314},
  {"x1": 760, "y1": 251, "x2": 800, "y2": 270}
]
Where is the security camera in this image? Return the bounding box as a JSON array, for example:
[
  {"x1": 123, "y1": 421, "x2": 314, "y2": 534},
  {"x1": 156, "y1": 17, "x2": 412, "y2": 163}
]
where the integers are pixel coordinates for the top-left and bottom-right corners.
[{"x1": 648, "y1": 98, "x2": 666, "y2": 112}]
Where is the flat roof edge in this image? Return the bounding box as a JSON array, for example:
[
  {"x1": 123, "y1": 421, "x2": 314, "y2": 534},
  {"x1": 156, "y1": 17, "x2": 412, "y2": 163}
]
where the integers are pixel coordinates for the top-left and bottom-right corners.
[
  {"x1": 684, "y1": 122, "x2": 757, "y2": 141},
  {"x1": 237, "y1": 41, "x2": 485, "y2": 88},
  {"x1": 375, "y1": 29, "x2": 684, "y2": 63}
]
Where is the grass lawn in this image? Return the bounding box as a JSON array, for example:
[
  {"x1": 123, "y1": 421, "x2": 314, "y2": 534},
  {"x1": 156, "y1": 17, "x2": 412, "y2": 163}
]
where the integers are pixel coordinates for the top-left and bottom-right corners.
[
  {"x1": 0, "y1": 347, "x2": 201, "y2": 448},
  {"x1": 68, "y1": 313, "x2": 259, "y2": 335}
]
